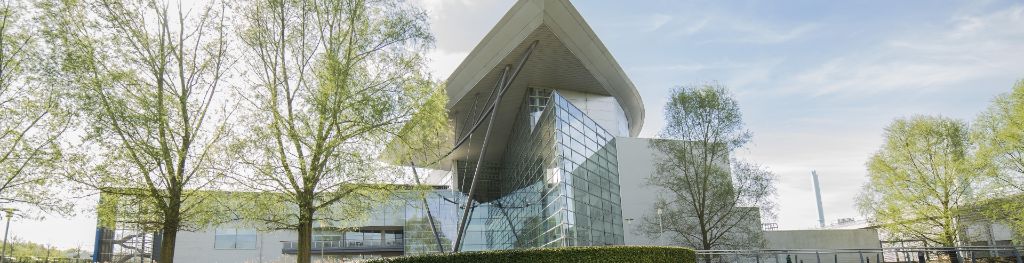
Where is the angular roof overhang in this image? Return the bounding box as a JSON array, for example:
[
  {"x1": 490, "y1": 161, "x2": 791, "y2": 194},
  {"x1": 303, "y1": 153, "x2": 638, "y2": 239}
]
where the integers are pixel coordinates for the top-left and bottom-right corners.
[{"x1": 445, "y1": 0, "x2": 644, "y2": 138}]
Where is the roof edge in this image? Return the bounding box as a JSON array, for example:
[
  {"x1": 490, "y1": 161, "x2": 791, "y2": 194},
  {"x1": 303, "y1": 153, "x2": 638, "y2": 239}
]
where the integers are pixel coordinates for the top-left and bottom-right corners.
[{"x1": 444, "y1": 0, "x2": 645, "y2": 137}]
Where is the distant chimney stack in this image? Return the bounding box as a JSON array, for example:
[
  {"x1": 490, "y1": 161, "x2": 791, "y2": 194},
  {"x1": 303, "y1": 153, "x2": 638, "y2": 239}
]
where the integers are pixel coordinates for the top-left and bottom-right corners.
[{"x1": 812, "y1": 170, "x2": 825, "y2": 228}]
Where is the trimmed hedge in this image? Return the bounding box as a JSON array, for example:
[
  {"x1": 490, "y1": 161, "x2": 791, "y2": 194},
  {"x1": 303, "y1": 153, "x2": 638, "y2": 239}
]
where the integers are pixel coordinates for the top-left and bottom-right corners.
[{"x1": 368, "y1": 246, "x2": 695, "y2": 263}]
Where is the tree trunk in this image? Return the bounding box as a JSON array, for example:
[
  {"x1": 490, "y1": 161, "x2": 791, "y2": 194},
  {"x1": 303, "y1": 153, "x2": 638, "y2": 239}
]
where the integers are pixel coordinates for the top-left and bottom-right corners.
[
  {"x1": 158, "y1": 189, "x2": 183, "y2": 263},
  {"x1": 701, "y1": 243, "x2": 713, "y2": 263},
  {"x1": 159, "y1": 212, "x2": 179, "y2": 263},
  {"x1": 701, "y1": 250, "x2": 713, "y2": 262},
  {"x1": 701, "y1": 225, "x2": 712, "y2": 263},
  {"x1": 946, "y1": 250, "x2": 960, "y2": 263},
  {"x1": 297, "y1": 206, "x2": 314, "y2": 263},
  {"x1": 943, "y1": 229, "x2": 959, "y2": 263}
]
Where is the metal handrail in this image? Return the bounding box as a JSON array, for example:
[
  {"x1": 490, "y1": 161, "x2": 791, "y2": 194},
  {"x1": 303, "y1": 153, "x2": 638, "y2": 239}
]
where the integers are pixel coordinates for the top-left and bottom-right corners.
[{"x1": 281, "y1": 240, "x2": 404, "y2": 250}]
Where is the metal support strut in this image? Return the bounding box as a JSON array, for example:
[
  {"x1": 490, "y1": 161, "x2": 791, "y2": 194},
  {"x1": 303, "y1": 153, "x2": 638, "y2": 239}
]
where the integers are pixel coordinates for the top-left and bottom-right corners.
[
  {"x1": 410, "y1": 162, "x2": 446, "y2": 253},
  {"x1": 452, "y1": 41, "x2": 539, "y2": 252}
]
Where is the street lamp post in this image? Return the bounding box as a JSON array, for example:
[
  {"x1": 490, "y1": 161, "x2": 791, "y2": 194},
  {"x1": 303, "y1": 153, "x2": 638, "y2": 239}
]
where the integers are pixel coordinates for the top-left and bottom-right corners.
[
  {"x1": 1, "y1": 208, "x2": 15, "y2": 263},
  {"x1": 656, "y1": 208, "x2": 664, "y2": 232}
]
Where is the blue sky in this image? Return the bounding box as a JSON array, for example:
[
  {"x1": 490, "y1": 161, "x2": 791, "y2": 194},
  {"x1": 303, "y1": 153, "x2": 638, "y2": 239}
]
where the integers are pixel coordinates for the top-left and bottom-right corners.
[
  {"x1": 11, "y1": 0, "x2": 1024, "y2": 250},
  {"x1": 419, "y1": 0, "x2": 1024, "y2": 230}
]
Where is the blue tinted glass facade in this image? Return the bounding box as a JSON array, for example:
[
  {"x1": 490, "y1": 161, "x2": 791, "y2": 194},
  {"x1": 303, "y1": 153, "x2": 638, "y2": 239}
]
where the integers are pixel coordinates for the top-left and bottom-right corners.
[
  {"x1": 292, "y1": 190, "x2": 460, "y2": 256},
  {"x1": 403, "y1": 190, "x2": 460, "y2": 254},
  {"x1": 549, "y1": 91, "x2": 624, "y2": 246},
  {"x1": 299, "y1": 89, "x2": 626, "y2": 255},
  {"x1": 454, "y1": 89, "x2": 625, "y2": 250}
]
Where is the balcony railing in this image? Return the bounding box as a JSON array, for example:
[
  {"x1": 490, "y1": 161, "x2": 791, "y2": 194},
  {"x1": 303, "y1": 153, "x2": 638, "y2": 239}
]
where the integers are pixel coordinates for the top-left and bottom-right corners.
[{"x1": 281, "y1": 240, "x2": 404, "y2": 250}]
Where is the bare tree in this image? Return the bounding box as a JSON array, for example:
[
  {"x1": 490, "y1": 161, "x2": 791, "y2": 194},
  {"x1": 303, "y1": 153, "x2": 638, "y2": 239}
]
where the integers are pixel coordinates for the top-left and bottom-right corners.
[
  {"x1": 638, "y1": 84, "x2": 777, "y2": 256},
  {"x1": 232, "y1": 0, "x2": 437, "y2": 262},
  {"x1": 41, "y1": 0, "x2": 234, "y2": 262}
]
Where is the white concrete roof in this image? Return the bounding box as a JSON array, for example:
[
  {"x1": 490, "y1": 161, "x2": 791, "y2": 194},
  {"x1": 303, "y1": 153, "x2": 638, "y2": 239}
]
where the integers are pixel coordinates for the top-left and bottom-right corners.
[{"x1": 445, "y1": 0, "x2": 645, "y2": 137}]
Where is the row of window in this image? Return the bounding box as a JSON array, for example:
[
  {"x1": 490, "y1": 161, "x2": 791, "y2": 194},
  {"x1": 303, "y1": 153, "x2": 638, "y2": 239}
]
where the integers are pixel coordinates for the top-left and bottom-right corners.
[
  {"x1": 214, "y1": 229, "x2": 407, "y2": 250},
  {"x1": 312, "y1": 230, "x2": 404, "y2": 248},
  {"x1": 214, "y1": 228, "x2": 258, "y2": 250}
]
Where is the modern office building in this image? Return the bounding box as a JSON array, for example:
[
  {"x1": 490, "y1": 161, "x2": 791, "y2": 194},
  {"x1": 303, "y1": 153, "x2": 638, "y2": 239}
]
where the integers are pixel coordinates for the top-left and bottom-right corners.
[
  {"x1": 429, "y1": 0, "x2": 646, "y2": 251},
  {"x1": 93, "y1": 189, "x2": 463, "y2": 262},
  {"x1": 92, "y1": 0, "x2": 705, "y2": 262}
]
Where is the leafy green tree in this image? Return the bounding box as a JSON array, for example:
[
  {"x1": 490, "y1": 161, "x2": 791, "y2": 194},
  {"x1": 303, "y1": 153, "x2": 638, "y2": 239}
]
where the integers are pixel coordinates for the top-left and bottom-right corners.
[
  {"x1": 232, "y1": 0, "x2": 439, "y2": 262},
  {"x1": 385, "y1": 65, "x2": 452, "y2": 256},
  {"x1": 0, "y1": 0, "x2": 73, "y2": 217},
  {"x1": 858, "y1": 116, "x2": 979, "y2": 247},
  {"x1": 40, "y1": 0, "x2": 234, "y2": 262},
  {"x1": 638, "y1": 84, "x2": 777, "y2": 255},
  {"x1": 972, "y1": 80, "x2": 1024, "y2": 241}
]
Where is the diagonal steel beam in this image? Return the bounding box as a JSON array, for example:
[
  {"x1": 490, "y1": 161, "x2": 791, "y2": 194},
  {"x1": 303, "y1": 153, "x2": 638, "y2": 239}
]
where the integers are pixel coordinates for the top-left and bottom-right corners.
[
  {"x1": 451, "y1": 64, "x2": 508, "y2": 252},
  {"x1": 410, "y1": 162, "x2": 446, "y2": 253},
  {"x1": 452, "y1": 40, "x2": 539, "y2": 252}
]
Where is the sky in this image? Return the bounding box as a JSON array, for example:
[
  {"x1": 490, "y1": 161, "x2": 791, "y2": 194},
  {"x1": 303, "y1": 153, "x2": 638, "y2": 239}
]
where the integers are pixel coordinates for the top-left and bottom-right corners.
[
  {"x1": 418, "y1": 0, "x2": 1024, "y2": 230},
  {"x1": 10, "y1": 0, "x2": 1024, "y2": 251}
]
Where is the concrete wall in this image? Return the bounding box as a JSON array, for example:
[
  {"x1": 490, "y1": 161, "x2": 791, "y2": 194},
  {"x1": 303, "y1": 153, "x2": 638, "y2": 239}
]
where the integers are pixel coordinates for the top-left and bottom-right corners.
[
  {"x1": 614, "y1": 137, "x2": 669, "y2": 246},
  {"x1": 764, "y1": 229, "x2": 882, "y2": 263},
  {"x1": 558, "y1": 89, "x2": 629, "y2": 137},
  {"x1": 173, "y1": 229, "x2": 294, "y2": 263},
  {"x1": 615, "y1": 137, "x2": 745, "y2": 247},
  {"x1": 964, "y1": 220, "x2": 1017, "y2": 245}
]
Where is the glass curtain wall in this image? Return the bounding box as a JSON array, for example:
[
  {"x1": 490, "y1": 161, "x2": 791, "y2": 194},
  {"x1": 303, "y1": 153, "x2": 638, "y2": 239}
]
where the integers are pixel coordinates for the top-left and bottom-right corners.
[
  {"x1": 426, "y1": 88, "x2": 626, "y2": 253},
  {"x1": 484, "y1": 89, "x2": 625, "y2": 250},
  {"x1": 556, "y1": 91, "x2": 625, "y2": 246},
  {"x1": 404, "y1": 190, "x2": 460, "y2": 255}
]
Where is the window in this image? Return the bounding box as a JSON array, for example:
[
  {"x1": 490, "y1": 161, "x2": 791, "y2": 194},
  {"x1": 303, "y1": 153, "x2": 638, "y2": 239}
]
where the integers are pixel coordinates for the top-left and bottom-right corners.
[
  {"x1": 384, "y1": 232, "x2": 403, "y2": 246},
  {"x1": 214, "y1": 228, "x2": 257, "y2": 249},
  {"x1": 363, "y1": 231, "x2": 382, "y2": 246},
  {"x1": 345, "y1": 231, "x2": 364, "y2": 247}
]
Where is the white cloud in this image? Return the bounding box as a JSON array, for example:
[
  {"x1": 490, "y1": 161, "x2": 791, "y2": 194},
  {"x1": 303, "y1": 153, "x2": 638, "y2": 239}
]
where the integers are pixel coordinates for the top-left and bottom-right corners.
[
  {"x1": 630, "y1": 59, "x2": 783, "y2": 73},
  {"x1": 412, "y1": 0, "x2": 514, "y2": 52},
  {"x1": 664, "y1": 12, "x2": 818, "y2": 44},
  {"x1": 727, "y1": 23, "x2": 820, "y2": 44},
  {"x1": 645, "y1": 13, "x2": 674, "y2": 32},
  {"x1": 426, "y1": 49, "x2": 469, "y2": 80},
  {"x1": 631, "y1": 62, "x2": 731, "y2": 72},
  {"x1": 948, "y1": 6, "x2": 1024, "y2": 39},
  {"x1": 594, "y1": 13, "x2": 681, "y2": 35},
  {"x1": 412, "y1": 0, "x2": 481, "y2": 18},
  {"x1": 672, "y1": 17, "x2": 709, "y2": 36},
  {"x1": 787, "y1": 5, "x2": 1024, "y2": 96},
  {"x1": 791, "y1": 58, "x2": 991, "y2": 96}
]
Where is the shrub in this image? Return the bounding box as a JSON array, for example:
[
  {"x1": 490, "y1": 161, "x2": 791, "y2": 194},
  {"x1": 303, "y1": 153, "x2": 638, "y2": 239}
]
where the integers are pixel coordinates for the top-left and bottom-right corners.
[{"x1": 368, "y1": 246, "x2": 695, "y2": 263}]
